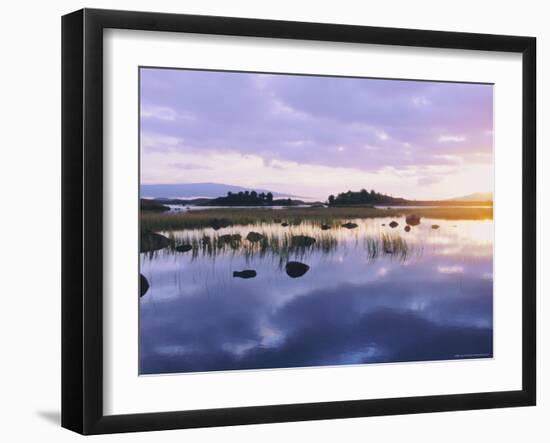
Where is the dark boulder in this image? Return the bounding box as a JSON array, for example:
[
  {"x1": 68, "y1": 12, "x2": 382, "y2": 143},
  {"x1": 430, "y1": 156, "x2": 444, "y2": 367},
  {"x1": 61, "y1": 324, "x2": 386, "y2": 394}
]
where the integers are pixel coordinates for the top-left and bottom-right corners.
[
  {"x1": 140, "y1": 232, "x2": 170, "y2": 253},
  {"x1": 320, "y1": 224, "x2": 331, "y2": 230},
  {"x1": 404, "y1": 225, "x2": 411, "y2": 232},
  {"x1": 291, "y1": 235, "x2": 316, "y2": 247},
  {"x1": 281, "y1": 222, "x2": 289, "y2": 227},
  {"x1": 140, "y1": 274, "x2": 149, "y2": 297},
  {"x1": 219, "y1": 234, "x2": 242, "y2": 244},
  {"x1": 246, "y1": 231, "x2": 265, "y2": 242},
  {"x1": 210, "y1": 218, "x2": 231, "y2": 230},
  {"x1": 233, "y1": 270, "x2": 257, "y2": 279},
  {"x1": 431, "y1": 224, "x2": 440, "y2": 229},
  {"x1": 405, "y1": 214, "x2": 421, "y2": 226},
  {"x1": 285, "y1": 261, "x2": 310, "y2": 278},
  {"x1": 175, "y1": 244, "x2": 192, "y2": 252},
  {"x1": 342, "y1": 222, "x2": 358, "y2": 229},
  {"x1": 389, "y1": 221, "x2": 399, "y2": 228}
]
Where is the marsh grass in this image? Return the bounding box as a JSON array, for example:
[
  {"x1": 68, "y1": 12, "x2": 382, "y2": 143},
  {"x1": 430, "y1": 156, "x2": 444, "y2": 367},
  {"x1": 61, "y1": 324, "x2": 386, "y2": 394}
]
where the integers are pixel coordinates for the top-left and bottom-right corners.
[
  {"x1": 139, "y1": 206, "x2": 485, "y2": 264},
  {"x1": 164, "y1": 230, "x2": 338, "y2": 264},
  {"x1": 143, "y1": 228, "x2": 414, "y2": 265},
  {"x1": 141, "y1": 206, "x2": 492, "y2": 232}
]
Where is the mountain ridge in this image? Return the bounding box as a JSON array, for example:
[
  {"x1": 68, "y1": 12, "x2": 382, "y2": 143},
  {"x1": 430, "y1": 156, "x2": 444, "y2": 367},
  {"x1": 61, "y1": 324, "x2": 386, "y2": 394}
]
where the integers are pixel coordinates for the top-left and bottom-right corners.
[
  {"x1": 141, "y1": 182, "x2": 301, "y2": 199},
  {"x1": 448, "y1": 192, "x2": 493, "y2": 202}
]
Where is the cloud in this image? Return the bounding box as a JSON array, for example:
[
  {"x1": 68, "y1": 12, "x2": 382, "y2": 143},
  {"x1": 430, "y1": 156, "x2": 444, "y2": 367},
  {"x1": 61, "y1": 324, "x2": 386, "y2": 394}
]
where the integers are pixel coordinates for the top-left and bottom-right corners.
[
  {"x1": 169, "y1": 162, "x2": 212, "y2": 170},
  {"x1": 438, "y1": 135, "x2": 466, "y2": 143},
  {"x1": 433, "y1": 154, "x2": 463, "y2": 164},
  {"x1": 417, "y1": 175, "x2": 443, "y2": 187},
  {"x1": 141, "y1": 146, "x2": 486, "y2": 200},
  {"x1": 141, "y1": 133, "x2": 182, "y2": 152},
  {"x1": 141, "y1": 105, "x2": 178, "y2": 121},
  {"x1": 139, "y1": 68, "x2": 493, "y2": 198},
  {"x1": 437, "y1": 265, "x2": 465, "y2": 274},
  {"x1": 139, "y1": 273, "x2": 493, "y2": 374},
  {"x1": 411, "y1": 96, "x2": 431, "y2": 106}
]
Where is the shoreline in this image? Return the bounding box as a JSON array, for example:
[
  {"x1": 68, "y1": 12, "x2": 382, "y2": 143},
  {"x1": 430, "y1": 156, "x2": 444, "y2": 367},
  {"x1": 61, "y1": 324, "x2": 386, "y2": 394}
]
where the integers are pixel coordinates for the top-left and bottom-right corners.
[{"x1": 141, "y1": 206, "x2": 493, "y2": 232}]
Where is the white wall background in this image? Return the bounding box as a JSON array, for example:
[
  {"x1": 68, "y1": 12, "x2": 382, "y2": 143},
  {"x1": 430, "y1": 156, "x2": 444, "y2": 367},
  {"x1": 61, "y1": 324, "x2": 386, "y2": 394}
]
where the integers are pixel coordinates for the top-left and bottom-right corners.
[{"x1": 0, "y1": 0, "x2": 545, "y2": 441}]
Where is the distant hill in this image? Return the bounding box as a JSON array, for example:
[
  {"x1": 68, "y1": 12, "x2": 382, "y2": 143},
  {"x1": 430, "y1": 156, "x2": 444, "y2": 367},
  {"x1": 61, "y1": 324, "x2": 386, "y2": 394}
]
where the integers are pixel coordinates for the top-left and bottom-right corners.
[
  {"x1": 449, "y1": 192, "x2": 493, "y2": 202},
  {"x1": 141, "y1": 183, "x2": 299, "y2": 199}
]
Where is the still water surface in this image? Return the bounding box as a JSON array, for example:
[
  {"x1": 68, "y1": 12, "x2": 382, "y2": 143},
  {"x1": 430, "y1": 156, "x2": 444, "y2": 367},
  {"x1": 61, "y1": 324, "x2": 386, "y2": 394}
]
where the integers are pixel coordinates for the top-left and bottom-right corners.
[{"x1": 139, "y1": 216, "x2": 493, "y2": 374}]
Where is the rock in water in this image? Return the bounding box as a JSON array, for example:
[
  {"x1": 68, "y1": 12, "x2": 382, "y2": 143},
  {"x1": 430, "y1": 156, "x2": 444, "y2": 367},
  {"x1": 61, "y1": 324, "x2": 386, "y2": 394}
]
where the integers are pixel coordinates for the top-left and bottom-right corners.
[
  {"x1": 320, "y1": 224, "x2": 331, "y2": 230},
  {"x1": 218, "y1": 234, "x2": 241, "y2": 244},
  {"x1": 285, "y1": 261, "x2": 310, "y2": 278},
  {"x1": 431, "y1": 224, "x2": 440, "y2": 229},
  {"x1": 140, "y1": 274, "x2": 149, "y2": 297},
  {"x1": 210, "y1": 218, "x2": 231, "y2": 230},
  {"x1": 389, "y1": 221, "x2": 399, "y2": 228},
  {"x1": 405, "y1": 214, "x2": 421, "y2": 226},
  {"x1": 219, "y1": 234, "x2": 232, "y2": 243},
  {"x1": 281, "y1": 222, "x2": 289, "y2": 227},
  {"x1": 233, "y1": 270, "x2": 257, "y2": 279},
  {"x1": 404, "y1": 225, "x2": 411, "y2": 232},
  {"x1": 342, "y1": 222, "x2": 358, "y2": 229},
  {"x1": 291, "y1": 235, "x2": 316, "y2": 247},
  {"x1": 140, "y1": 232, "x2": 170, "y2": 253},
  {"x1": 246, "y1": 231, "x2": 265, "y2": 242},
  {"x1": 175, "y1": 244, "x2": 192, "y2": 252}
]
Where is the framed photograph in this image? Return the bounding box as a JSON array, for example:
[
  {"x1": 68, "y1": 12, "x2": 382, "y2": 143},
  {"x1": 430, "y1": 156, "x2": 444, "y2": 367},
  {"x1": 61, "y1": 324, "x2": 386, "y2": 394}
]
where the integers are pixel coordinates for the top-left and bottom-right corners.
[{"x1": 62, "y1": 8, "x2": 536, "y2": 435}]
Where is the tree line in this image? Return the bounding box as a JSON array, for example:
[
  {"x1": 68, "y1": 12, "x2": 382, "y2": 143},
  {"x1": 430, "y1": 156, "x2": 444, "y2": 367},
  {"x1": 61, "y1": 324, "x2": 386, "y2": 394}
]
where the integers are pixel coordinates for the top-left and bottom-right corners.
[
  {"x1": 327, "y1": 189, "x2": 406, "y2": 206},
  {"x1": 209, "y1": 190, "x2": 275, "y2": 206}
]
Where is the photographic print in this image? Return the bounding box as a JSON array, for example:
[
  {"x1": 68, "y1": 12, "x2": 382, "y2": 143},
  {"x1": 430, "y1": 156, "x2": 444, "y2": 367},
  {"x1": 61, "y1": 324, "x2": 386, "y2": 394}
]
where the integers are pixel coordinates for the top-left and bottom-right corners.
[{"x1": 139, "y1": 67, "x2": 494, "y2": 375}]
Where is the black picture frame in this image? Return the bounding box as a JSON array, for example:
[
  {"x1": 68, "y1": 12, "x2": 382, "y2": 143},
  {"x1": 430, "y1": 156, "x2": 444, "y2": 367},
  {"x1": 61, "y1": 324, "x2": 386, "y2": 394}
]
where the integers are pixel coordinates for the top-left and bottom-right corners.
[{"x1": 62, "y1": 8, "x2": 536, "y2": 435}]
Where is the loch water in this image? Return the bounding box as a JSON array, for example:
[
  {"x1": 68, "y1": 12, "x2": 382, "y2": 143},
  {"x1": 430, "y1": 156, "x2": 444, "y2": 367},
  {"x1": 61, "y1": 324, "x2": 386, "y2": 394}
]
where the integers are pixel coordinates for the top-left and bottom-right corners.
[{"x1": 139, "y1": 216, "x2": 493, "y2": 374}]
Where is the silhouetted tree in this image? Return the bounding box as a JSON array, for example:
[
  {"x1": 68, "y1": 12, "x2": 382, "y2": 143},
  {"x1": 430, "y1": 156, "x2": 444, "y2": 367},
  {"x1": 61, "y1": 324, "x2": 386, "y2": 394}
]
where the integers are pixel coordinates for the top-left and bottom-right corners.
[
  {"x1": 207, "y1": 189, "x2": 285, "y2": 206},
  {"x1": 328, "y1": 188, "x2": 406, "y2": 206}
]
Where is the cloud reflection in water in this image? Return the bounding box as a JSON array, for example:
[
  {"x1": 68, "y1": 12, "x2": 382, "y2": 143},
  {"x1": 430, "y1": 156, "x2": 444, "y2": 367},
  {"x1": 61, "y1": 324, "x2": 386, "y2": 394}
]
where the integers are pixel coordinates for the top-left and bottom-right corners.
[{"x1": 139, "y1": 218, "x2": 493, "y2": 374}]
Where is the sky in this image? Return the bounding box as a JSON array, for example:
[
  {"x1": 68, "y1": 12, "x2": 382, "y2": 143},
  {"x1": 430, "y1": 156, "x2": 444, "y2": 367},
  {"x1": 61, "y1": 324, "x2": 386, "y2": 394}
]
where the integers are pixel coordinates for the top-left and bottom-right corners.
[{"x1": 140, "y1": 68, "x2": 493, "y2": 201}]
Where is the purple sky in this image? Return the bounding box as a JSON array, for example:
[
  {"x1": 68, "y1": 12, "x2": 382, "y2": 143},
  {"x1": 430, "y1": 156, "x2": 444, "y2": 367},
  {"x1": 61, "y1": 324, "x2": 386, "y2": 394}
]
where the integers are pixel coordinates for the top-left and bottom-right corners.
[{"x1": 140, "y1": 68, "x2": 493, "y2": 200}]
